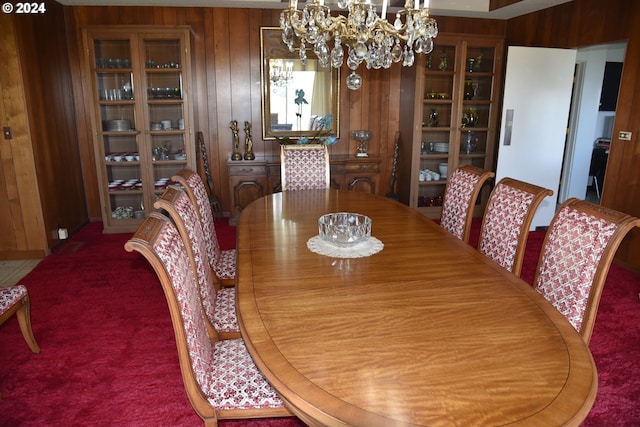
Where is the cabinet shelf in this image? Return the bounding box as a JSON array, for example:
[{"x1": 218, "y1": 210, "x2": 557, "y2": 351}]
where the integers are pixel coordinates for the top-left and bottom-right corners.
[
  {"x1": 146, "y1": 67, "x2": 183, "y2": 72},
  {"x1": 108, "y1": 189, "x2": 144, "y2": 195},
  {"x1": 425, "y1": 70, "x2": 455, "y2": 77},
  {"x1": 420, "y1": 153, "x2": 449, "y2": 159},
  {"x1": 423, "y1": 99, "x2": 453, "y2": 105},
  {"x1": 147, "y1": 99, "x2": 184, "y2": 104},
  {"x1": 418, "y1": 180, "x2": 447, "y2": 186},
  {"x1": 106, "y1": 161, "x2": 140, "y2": 165},
  {"x1": 96, "y1": 67, "x2": 133, "y2": 73}
]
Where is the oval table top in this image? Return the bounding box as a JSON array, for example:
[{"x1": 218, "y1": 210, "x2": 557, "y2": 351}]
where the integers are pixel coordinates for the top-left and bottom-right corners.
[{"x1": 235, "y1": 189, "x2": 597, "y2": 427}]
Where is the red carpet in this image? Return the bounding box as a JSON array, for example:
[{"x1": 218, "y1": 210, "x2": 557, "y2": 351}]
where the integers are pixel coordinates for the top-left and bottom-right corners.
[{"x1": 1, "y1": 219, "x2": 639, "y2": 426}]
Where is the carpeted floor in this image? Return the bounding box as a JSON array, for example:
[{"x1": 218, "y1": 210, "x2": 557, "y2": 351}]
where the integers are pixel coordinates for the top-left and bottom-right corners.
[{"x1": 0, "y1": 219, "x2": 638, "y2": 426}]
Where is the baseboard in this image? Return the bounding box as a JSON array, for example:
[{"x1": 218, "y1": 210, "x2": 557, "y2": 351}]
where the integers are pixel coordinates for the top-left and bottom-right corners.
[{"x1": 0, "y1": 250, "x2": 47, "y2": 260}]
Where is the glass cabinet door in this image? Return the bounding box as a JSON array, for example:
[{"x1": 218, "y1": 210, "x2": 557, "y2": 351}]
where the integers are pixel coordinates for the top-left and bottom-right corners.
[
  {"x1": 93, "y1": 38, "x2": 144, "y2": 223},
  {"x1": 141, "y1": 36, "x2": 189, "y2": 199},
  {"x1": 85, "y1": 28, "x2": 194, "y2": 232},
  {"x1": 418, "y1": 43, "x2": 457, "y2": 209},
  {"x1": 458, "y1": 41, "x2": 499, "y2": 171}
]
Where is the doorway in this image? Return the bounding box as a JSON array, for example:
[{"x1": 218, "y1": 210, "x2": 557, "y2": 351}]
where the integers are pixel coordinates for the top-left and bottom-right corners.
[{"x1": 559, "y1": 42, "x2": 626, "y2": 205}]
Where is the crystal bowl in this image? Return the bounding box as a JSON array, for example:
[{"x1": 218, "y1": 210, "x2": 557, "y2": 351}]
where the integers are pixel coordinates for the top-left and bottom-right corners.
[{"x1": 318, "y1": 213, "x2": 371, "y2": 246}]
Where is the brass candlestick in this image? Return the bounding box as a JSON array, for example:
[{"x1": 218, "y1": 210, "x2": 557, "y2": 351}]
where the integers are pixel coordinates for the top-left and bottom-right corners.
[
  {"x1": 230, "y1": 120, "x2": 242, "y2": 161},
  {"x1": 243, "y1": 121, "x2": 255, "y2": 160}
]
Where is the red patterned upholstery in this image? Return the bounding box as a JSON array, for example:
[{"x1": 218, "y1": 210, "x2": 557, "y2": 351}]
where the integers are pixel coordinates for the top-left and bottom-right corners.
[
  {"x1": 281, "y1": 144, "x2": 330, "y2": 191},
  {"x1": 0, "y1": 285, "x2": 40, "y2": 354},
  {"x1": 478, "y1": 178, "x2": 552, "y2": 276},
  {"x1": 440, "y1": 164, "x2": 494, "y2": 243},
  {"x1": 533, "y1": 198, "x2": 640, "y2": 344},
  {"x1": 124, "y1": 214, "x2": 291, "y2": 424},
  {"x1": 155, "y1": 186, "x2": 239, "y2": 340},
  {"x1": 0, "y1": 285, "x2": 27, "y2": 314},
  {"x1": 173, "y1": 169, "x2": 236, "y2": 287}
]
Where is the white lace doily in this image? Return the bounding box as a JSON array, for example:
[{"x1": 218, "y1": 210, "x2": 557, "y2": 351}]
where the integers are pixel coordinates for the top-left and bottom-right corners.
[{"x1": 306, "y1": 235, "x2": 384, "y2": 258}]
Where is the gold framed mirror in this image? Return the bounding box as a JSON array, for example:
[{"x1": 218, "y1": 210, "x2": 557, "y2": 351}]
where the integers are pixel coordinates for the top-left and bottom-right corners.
[{"x1": 260, "y1": 27, "x2": 340, "y2": 141}]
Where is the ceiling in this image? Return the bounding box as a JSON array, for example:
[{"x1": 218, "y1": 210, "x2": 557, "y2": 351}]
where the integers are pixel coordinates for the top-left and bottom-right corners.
[{"x1": 56, "y1": 0, "x2": 573, "y2": 20}]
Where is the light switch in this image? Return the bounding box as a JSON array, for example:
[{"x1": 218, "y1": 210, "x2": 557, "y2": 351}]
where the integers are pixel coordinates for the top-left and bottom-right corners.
[{"x1": 619, "y1": 131, "x2": 632, "y2": 141}]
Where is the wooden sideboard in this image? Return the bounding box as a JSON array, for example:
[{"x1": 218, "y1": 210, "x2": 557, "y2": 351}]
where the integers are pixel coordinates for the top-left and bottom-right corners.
[{"x1": 227, "y1": 154, "x2": 381, "y2": 222}]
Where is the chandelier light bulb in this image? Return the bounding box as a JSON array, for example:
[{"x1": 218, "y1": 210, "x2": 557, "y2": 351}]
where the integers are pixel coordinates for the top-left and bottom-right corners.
[{"x1": 281, "y1": 0, "x2": 438, "y2": 90}]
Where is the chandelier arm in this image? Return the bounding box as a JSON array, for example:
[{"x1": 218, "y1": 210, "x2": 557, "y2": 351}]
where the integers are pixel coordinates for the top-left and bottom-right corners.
[{"x1": 281, "y1": 0, "x2": 437, "y2": 90}]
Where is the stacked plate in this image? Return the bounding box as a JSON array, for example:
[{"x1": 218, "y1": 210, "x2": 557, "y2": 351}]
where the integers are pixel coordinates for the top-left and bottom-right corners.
[
  {"x1": 431, "y1": 142, "x2": 449, "y2": 153},
  {"x1": 103, "y1": 119, "x2": 132, "y2": 132}
]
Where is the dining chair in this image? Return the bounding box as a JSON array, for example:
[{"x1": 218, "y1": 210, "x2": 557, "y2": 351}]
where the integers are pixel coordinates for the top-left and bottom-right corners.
[
  {"x1": 588, "y1": 147, "x2": 608, "y2": 199},
  {"x1": 439, "y1": 164, "x2": 495, "y2": 243},
  {"x1": 124, "y1": 214, "x2": 292, "y2": 427},
  {"x1": 280, "y1": 144, "x2": 330, "y2": 191},
  {"x1": 172, "y1": 168, "x2": 236, "y2": 287},
  {"x1": 533, "y1": 198, "x2": 640, "y2": 344},
  {"x1": 155, "y1": 187, "x2": 240, "y2": 340},
  {"x1": 0, "y1": 285, "x2": 40, "y2": 355},
  {"x1": 477, "y1": 178, "x2": 553, "y2": 277}
]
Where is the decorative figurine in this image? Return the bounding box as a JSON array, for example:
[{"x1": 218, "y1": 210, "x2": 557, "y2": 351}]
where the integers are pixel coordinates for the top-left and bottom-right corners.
[
  {"x1": 428, "y1": 109, "x2": 439, "y2": 127},
  {"x1": 243, "y1": 121, "x2": 255, "y2": 160},
  {"x1": 438, "y1": 50, "x2": 448, "y2": 71},
  {"x1": 230, "y1": 120, "x2": 242, "y2": 161},
  {"x1": 467, "y1": 58, "x2": 476, "y2": 72}
]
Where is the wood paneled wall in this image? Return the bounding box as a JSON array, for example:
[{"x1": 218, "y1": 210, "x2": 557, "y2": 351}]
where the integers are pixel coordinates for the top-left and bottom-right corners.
[
  {"x1": 0, "y1": 0, "x2": 86, "y2": 258},
  {"x1": 505, "y1": 0, "x2": 640, "y2": 270},
  {"x1": 65, "y1": 6, "x2": 505, "y2": 220}
]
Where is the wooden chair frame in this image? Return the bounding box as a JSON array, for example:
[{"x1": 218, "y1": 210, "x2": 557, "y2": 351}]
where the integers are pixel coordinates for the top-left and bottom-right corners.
[
  {"x1": 478, "y1": 177, "x2": 553, "y2": 276},
  {"x1": 125, "y1": 214, "x2": 292, "y2": 427},
  {"x1": 440, "y1": 164, "x2": 495, "y2": 243},
  {"x1": 172, "y1": 168, "x2": 236, "y2": 287},
  {"x1": 533, "y1": 198, "x2": 640, "y2": 344},
  {"x1": 155, "y1": 186, "x2": 240, "y2": 340},
  {"x1": 0, "y1": 286, "x2": 40, "y2": 354},
  {"x1": 280, "y1": 144, "x2": 330, "y2": 191}
]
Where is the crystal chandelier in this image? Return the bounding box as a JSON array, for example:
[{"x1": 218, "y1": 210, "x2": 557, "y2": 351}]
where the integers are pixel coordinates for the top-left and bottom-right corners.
[
  {"x1": 269, "y1": 59, "x2": 294, "y2": 88},
  {"x1": 280, "y1": 0, "x2": 438, "y2": 90}
]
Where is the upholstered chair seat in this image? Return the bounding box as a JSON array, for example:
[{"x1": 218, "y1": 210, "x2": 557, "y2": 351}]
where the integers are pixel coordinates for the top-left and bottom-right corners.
[
  {"x1": 478, "y1": 178, "x2": 553, "y2": 276},
  {"x1": 533, "y1": 198, "x2": 640, "y2": 344},
  {"x1": 440, "y1": 164, "x2": 495, "y2": 243},
  {"x1": 213, "y1": 288, "x2": 237, "y2": 334},
  {"x1": 125, "y1": 214, "x2": 291, "y2": 426}
]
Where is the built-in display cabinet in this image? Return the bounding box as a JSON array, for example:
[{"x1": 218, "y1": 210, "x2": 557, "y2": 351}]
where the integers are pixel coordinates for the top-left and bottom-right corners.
[
  {"x1": 82, "y1": 27, "x2": 195, "y2": 233},
  {"x1": 398, "y1": 34, "x2": 504, "y2": 219}
]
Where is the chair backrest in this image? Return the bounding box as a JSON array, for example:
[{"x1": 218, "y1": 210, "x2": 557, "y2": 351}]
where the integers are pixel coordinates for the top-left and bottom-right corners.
[
  {"x1": 533, "y1": 198, "x2": 640, "y2": 344},
  {"x1": 124, "y1": 213, "x2": 219, "y2": 422},
  {"x1": 478, "y1": 178, "x2": 553, "y2": 276},
  {"x1": 172, "y1": 168, "x2": 222, "y2": 268},
  {"x1": 280, "y1": 144, "x2": 330, "y2": 191},
  {"x1": 154, "y1": 186, "x2": 219, "y2": 339},
  {"x1": 440, "y1": 164, "x2": 495, "y2": 243}
]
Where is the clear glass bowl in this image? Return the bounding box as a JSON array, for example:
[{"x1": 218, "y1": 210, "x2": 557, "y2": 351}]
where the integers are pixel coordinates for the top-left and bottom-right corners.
[{"x1": 318, "y1": 213, "x2": 371, "y2": 246}]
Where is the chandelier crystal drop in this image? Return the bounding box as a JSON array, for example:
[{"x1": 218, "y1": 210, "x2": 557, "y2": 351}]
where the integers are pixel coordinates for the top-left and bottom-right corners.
[{"x1": 280, "y1": 0, "x2": 438, "y2": 90}]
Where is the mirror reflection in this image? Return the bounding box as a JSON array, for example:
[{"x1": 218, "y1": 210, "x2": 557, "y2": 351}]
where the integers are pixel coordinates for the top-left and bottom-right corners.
[{"x1": 261, "y1": 27, "x2": 339, "y2": 141}]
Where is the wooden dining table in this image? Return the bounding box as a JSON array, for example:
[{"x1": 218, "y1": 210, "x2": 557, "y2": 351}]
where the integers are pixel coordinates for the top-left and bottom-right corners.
[{"x1": 235, "y1": 189, "x2": 597, "y2": 427}]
